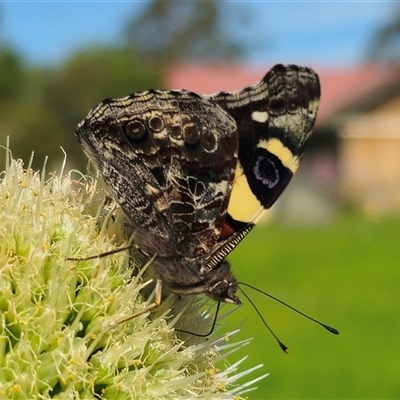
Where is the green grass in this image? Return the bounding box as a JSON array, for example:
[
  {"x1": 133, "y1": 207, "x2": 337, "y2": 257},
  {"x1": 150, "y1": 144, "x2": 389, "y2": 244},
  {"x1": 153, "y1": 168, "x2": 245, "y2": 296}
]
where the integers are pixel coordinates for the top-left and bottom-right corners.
[{"x1": 219, "y1": 212, "x2": 400, "y2": 399}]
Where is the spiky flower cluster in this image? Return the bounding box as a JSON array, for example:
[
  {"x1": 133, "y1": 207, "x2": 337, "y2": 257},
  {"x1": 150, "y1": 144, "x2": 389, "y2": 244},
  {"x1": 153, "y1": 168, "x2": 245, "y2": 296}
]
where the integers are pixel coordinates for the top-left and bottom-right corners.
[{"x1": 0, "y1": 149, "x2": 265, "y2": 399}]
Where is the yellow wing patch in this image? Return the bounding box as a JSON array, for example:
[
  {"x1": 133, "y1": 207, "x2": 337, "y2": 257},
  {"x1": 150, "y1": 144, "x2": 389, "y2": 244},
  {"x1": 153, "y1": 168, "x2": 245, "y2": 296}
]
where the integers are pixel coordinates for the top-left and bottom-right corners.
[
  {"x1": 227, "y1": 138, "x2": 301, "y2": 225},
  {"x1": 258, "y1": 138, "x2": 299, "y2": 173},
  {"x1": 227, "y1": 163, "x2": 266, "y2": 224}
]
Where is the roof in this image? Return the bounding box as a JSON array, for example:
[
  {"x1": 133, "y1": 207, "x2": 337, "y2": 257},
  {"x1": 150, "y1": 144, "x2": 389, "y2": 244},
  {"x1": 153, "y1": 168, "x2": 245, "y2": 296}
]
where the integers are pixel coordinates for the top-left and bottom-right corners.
[{"x1": 165, "y1": 63, "x2": 398, "y2": 127}]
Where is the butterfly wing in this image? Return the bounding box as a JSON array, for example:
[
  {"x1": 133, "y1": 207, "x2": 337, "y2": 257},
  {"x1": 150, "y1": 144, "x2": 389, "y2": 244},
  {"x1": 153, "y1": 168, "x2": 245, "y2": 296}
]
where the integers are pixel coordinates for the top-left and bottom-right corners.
[
  {"x1": 161, "y1": 92, "x2": 239, "y2": 258},
  {"x1": 76, "y1": 64, "x2": 319, "y2": 272},
  {"x1": 135, "y1": 90, "x2": 239, "y2": 258},
  {"x1": 204, "y1": 64, "x2": 320, "y2": 269},
  {"x1": 76, "y1": 95, "x2": 172, "y2": 239},
  {"x1": 76, "y1": 90, "x2": 239, "y2": 258}
]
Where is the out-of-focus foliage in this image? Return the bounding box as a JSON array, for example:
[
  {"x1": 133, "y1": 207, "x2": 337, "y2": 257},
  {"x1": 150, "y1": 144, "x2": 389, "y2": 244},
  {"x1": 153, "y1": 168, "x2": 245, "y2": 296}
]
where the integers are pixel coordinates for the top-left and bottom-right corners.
[
  {"x1": 124, "y1": 0, "x2": 250, "y2": 64},
  {"x1": 0, "y1": 47, "x2": 27, "y2": 101},
  {"x1": 368, "y1": 5, "x2": 400, "y2": 63},
  {"x1": 224, "y1": 212, "x2": 400, "y2": 399},
  {"x1": 40, "y1": 46, "x2": 162, "y2": 168},
  {"x1": 0, "y1": 46, "x2": 161, "y2": 170},
  {"x1": 42, "y1": 47, "x2": 161, "y2": 130}
]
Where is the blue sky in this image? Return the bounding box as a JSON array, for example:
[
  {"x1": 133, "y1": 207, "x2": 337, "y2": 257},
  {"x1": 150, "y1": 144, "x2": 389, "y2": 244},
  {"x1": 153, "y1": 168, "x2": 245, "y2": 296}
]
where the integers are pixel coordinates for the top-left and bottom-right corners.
[{"x1": 1, "y1": 2, "x2": 397, "y2": 68}]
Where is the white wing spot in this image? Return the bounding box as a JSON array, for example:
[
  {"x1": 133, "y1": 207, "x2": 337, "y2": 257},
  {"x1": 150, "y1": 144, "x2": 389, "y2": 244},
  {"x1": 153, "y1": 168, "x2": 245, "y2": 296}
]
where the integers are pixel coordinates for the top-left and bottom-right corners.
[{"x1": 251, "y1": 111, "x2": 269, "y2": 123}]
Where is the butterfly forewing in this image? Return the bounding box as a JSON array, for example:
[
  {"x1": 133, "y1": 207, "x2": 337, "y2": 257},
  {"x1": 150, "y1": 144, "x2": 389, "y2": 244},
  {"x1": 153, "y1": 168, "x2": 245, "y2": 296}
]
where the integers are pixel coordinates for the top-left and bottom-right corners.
[
  {"x1": 205, "y1": 65, "x2": 320, "y2": 268},
  {"x1": 78, "y1": 95, "x2": 172, "y2": 239},
  {"x1": 77, "y1": 89, "x2": 239, "y2": 259}
]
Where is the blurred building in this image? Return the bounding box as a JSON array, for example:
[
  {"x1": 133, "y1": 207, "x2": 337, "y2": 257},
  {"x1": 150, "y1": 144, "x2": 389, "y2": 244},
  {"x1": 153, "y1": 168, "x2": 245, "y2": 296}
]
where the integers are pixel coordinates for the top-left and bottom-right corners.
[
  {"x1": 317, "y1": 65, "x2": 400, "y2": 215},
  {"x1": 165, "y1": 63, "x2": 400, "y2": 217}
]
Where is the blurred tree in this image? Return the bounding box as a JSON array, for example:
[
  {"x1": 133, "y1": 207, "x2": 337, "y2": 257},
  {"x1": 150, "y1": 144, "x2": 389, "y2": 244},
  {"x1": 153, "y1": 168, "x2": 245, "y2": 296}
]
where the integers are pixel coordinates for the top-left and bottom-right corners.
[
  {"x1": 43, "y1": 46, "x2": 161, "y2": 130},
  {"x1": 0, "y1": 47, "x2": 27, "y2": 101},
  {"x1": 0, "y1": 48, "x2": 53, "y2": 169},
  {"x1": 0, "y1": 46, "x2": 161, "y2": 170},
  {"x1": 368, "y1": 6, "x2": 400, "y2": 63},
  {"x1": 124, "y1": 0, "x2": 249, "y2": 64}
]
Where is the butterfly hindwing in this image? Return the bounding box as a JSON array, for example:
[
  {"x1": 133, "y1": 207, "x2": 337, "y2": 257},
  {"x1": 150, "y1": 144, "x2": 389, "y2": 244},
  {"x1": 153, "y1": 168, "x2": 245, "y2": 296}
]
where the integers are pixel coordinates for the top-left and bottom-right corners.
[{"x1": 166, "y1": 93, "x2": 239, "y2": 258}]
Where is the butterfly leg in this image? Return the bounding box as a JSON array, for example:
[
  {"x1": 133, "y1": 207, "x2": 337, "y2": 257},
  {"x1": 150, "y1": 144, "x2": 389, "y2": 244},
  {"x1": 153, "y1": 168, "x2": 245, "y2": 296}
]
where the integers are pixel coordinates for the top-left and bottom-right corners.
[{"x1": 115, "y1": 278, "x2": 163, "y2": 325}]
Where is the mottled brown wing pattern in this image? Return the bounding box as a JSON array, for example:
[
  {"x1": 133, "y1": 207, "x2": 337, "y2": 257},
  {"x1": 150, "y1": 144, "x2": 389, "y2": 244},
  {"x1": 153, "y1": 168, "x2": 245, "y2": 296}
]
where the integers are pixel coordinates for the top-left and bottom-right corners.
[
  {"x1": 76, "y1": 89, "x2": 239, "y2": 259},
  {"x1": 77, "y1": 95, "x2": 168, "y2": 238}
]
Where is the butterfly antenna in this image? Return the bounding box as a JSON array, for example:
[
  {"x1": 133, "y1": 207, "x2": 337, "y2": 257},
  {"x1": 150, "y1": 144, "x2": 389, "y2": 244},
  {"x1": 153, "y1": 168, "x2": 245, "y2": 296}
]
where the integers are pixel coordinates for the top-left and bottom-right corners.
[
  {"x1": 238, "y1": 282, "x2": 339, "y2": 335},
  {"x1": 239, "y1": 286, "x2": 289, "y2": 353}
]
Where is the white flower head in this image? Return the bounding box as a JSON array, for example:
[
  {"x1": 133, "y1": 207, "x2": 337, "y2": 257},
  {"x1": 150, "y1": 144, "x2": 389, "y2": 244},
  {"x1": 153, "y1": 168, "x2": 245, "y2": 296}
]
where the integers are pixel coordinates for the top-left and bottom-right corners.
[{"x1": 0, "y1": 147, "x2": 267, "y2": 399}]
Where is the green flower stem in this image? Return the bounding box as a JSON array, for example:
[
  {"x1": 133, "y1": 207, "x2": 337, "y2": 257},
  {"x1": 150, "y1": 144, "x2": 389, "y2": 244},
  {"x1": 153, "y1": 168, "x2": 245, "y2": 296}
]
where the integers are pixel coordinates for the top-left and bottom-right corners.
[{"x1": 0, "y1": 149, "x2": 266, "y2": 399}]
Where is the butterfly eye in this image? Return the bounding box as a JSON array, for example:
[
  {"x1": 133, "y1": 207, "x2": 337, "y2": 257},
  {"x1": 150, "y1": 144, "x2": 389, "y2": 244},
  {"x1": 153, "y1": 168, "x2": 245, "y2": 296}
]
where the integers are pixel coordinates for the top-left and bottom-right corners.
[
  {"x1": 209, "y1": 280, "x2": 229, "y2": 301},
  {"x1": 125, "y1": 120, "x2": 146, "y2": 140},
  {"x1": 148, "y1": 116, "x2": 165, "y2": 132}
]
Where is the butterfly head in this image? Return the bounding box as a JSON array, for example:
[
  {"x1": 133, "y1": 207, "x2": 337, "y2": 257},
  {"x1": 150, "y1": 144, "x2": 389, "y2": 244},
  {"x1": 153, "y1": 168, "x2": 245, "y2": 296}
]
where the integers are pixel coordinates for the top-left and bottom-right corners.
[
  {"x1": 200, "y1": 260, "x2": 241, "y2": 305},
  {"x1": 150, "y1": 254, "x2": 241, "y2": 305}
]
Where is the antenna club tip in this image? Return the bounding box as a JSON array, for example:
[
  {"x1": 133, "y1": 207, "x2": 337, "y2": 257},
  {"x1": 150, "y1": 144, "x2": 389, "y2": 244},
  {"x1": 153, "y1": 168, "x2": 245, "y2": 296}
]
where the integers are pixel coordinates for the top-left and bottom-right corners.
[
  {"x1": 325, "y1": 325, "x2": 340, "y2": 335},
  {"x1": 279, "y1": 341, "x2": 289, "y2": 353}
]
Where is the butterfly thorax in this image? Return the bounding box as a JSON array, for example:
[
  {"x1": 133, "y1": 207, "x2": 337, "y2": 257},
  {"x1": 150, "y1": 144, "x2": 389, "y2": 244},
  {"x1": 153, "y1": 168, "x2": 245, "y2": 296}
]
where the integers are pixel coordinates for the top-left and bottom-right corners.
[{"x1": 134, "y1": 228, "x2": 241, "y2": 304}]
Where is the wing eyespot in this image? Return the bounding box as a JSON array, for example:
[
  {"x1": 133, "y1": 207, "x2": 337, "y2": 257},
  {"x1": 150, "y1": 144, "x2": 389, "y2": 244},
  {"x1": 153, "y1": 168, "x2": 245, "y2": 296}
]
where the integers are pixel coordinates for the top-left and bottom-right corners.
[
  {"x1": 289, "y1": 101, "x2": 297, "y2": 111},
  {"x1": 170, "y1": 124, "x2": 182, "y2": 139},
  {"x1": 148, "y1": 115, "x2": 165, "y2": 132},
  {"x1": 254, "y1": 155, "x2": 280, "y2": 189},
  {"x1": 183, "y1": 123, "x2": 200, "y2": 145},
  {"x1": 125, "y1": 120, "x2": 147, "y2": 140},
  {"x1": 269, "y1": 98, "x2": 286, "y2": 115},
  {"x1": 201, "y1": 131, "x2": 218, "y2": 153}
]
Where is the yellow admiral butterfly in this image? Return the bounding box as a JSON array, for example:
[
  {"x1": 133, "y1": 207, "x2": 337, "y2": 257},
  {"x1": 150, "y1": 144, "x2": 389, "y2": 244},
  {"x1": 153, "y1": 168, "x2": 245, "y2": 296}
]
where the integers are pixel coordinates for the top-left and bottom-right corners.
[{"x1": 76, "y1": 64, "x2": 333, "y2": 349}]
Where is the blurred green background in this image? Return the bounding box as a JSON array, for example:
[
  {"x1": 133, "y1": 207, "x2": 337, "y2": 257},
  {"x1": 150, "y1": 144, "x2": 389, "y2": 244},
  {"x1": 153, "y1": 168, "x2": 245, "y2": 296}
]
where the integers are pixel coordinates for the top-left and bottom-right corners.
[
  {"x1": 1, "y1": 2, "x2": 400, "y2": 399},
  {"x1": 222, "y1": 212, "x2": 400, "y2": 399}
]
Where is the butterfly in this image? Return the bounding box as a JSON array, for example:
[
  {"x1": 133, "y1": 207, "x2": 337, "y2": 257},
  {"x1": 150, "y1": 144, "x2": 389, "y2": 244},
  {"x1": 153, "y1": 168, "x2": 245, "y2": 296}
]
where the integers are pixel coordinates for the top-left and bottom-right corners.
[{"x1": 76, "y1": 64, "x2": 320, "y2": 325}]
